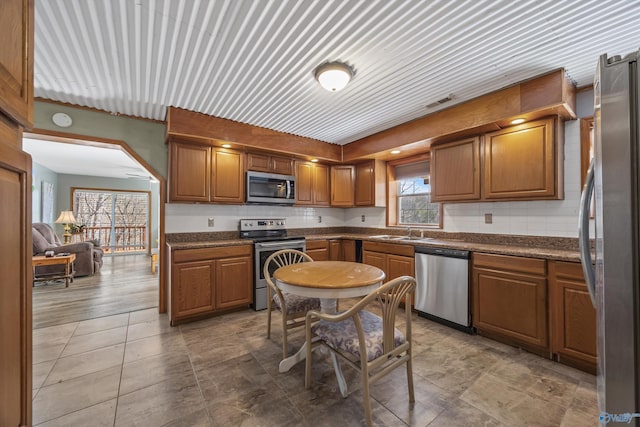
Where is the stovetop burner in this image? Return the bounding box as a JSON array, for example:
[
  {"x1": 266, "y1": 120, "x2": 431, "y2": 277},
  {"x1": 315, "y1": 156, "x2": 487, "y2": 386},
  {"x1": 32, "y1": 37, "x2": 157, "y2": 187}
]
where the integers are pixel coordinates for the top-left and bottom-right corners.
[{"x1": 239, "y1": 218, "x2": 304, "y2": 242}]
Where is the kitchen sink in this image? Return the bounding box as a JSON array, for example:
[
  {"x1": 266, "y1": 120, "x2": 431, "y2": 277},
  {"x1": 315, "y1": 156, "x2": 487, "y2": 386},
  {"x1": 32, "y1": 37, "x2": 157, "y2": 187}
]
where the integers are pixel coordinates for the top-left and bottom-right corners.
[{"x1": 369, "y1": 235, "x2": 433, "y2": 242}]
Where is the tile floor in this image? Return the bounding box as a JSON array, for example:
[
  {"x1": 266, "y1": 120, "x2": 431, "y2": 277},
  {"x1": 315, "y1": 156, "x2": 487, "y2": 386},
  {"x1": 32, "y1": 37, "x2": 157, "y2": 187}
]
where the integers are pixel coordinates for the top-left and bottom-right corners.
[{"x1": 32, "y1": 307, "x2": 599, "y2": 426}]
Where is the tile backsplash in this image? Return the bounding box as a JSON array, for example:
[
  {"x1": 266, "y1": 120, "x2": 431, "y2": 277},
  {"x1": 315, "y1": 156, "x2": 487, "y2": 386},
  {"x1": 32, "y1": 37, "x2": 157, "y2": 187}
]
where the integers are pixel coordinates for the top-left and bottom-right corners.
[{"x1": 166, "y1": 104, "x2": 594, "y2": 238}]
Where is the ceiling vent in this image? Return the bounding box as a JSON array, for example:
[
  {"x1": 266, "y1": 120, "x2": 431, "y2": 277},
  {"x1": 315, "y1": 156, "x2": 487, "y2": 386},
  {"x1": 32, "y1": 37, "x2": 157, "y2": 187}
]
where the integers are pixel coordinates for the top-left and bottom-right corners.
[{"x1": 425, "y1": 94, "x2": 454, "y2": 109}]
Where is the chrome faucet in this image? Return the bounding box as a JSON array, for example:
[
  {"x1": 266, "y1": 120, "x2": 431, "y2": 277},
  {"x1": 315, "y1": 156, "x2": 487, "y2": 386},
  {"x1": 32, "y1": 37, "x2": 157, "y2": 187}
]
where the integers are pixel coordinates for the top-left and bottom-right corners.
[{"x1": 407, "y1": 226, "x2": 412, "y2": 238}]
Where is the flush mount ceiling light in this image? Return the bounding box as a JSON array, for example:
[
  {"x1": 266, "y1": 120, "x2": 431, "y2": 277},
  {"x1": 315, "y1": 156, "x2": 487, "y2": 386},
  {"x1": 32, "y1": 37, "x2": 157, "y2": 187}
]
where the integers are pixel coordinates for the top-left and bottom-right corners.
[
  {"x1": 314, "y1": 62, "x2": 354, "y2": 92},
  {"x1": 511, "y1": 118, "x2": 526, "y2": 125}
]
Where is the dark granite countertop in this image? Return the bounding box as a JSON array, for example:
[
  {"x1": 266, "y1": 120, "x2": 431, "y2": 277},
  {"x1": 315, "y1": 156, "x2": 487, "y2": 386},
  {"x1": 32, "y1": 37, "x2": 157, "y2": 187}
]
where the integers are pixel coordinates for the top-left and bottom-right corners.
[{"x1": 166, "y1": 228, "x2": 585, "y2": 263}]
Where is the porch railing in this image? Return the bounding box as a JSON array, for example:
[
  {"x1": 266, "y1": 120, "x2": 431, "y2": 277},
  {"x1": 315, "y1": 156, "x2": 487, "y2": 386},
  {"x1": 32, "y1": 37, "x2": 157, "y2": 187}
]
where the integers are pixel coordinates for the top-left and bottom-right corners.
[{"x1": 76, "y1": 225, "x2": 147, "y2": 253}]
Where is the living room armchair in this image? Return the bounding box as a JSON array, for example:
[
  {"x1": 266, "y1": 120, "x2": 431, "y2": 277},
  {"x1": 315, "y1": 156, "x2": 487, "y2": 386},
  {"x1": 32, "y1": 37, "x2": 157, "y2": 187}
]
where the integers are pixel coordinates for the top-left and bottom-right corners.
[{"x1": 32, "y1": 223, "x2": 104, "y2": 277}]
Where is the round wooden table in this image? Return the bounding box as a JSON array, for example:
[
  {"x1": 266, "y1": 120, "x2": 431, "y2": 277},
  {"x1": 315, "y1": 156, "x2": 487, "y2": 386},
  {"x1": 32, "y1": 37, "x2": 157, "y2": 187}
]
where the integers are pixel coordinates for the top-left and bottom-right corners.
[{"x1": 274, "y1": 261, "x2": 385, "y2": 396}]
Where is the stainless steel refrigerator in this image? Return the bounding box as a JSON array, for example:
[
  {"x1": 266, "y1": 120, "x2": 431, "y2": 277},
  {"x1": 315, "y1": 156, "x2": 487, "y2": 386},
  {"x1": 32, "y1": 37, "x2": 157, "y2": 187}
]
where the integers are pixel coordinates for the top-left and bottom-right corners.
[{"x1": 580, "y1": 51, "x2": 640, "y2": 425}]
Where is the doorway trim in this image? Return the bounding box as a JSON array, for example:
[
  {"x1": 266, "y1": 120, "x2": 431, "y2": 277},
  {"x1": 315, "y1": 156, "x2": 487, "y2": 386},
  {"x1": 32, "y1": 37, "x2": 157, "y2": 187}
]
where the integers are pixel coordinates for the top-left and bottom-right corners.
[{"x1": 25, "y1": 128, "x2": 168, "y2": 313}]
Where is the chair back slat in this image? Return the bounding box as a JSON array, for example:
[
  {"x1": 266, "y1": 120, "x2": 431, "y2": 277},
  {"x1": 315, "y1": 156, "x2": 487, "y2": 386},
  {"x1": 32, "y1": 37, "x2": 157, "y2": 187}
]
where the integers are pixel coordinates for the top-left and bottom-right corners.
[{"x1": 375, "y1": 277, "x2": 415, "y2": 354}]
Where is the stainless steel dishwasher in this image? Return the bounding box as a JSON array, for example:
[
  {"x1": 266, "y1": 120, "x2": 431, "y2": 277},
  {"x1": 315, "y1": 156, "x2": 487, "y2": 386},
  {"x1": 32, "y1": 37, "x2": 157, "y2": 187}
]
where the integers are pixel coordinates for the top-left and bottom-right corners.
[{"x1": 415, "y1": 246, "x2": 472, "y2": 333}]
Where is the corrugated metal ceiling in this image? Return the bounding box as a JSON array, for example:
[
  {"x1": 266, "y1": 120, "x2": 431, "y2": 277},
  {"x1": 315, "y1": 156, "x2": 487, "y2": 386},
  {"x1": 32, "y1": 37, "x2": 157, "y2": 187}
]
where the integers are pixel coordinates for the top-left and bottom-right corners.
[{"x1": 34, "y1": 0, "x2": 640, "y2": 145}]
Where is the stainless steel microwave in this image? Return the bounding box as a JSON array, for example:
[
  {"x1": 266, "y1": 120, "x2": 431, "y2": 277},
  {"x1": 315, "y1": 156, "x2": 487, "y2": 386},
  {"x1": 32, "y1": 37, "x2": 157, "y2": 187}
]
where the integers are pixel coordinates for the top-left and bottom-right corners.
[{"x1": 246, "y1": 171, "x2": 296, "y2": 204}]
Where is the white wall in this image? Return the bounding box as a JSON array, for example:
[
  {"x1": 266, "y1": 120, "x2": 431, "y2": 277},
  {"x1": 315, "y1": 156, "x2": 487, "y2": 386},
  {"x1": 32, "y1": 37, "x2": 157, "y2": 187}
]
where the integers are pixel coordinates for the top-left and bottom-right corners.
[{"x1": 166, "y1": 90, "x2": 594, "y2": 237}]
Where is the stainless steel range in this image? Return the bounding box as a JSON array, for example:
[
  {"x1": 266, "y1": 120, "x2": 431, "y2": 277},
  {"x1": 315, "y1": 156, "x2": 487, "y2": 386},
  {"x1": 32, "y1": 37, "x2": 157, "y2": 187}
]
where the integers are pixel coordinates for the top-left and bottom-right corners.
[{"x1": 239, "y1": 219, "x2": 306, "y2": 310}]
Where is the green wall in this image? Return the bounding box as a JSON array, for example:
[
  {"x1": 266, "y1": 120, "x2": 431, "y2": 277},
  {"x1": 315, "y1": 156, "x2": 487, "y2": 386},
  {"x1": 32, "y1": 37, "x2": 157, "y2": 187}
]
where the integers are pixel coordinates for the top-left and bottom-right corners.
[{"x1": 33, "y1": 101, "x2": 167, "y2": 178}]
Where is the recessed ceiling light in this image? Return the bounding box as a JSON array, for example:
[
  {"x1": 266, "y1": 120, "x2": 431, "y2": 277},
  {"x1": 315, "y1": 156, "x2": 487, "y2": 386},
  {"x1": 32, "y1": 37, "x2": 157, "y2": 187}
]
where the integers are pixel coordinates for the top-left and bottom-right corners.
[
  {"x1": 311, "y1": 159, "x2": 319, "y2": 163},
  {"x1": 391, "y1": 150, "x2": 401, "y2": 154},
  {"x1": 511, "y1": 118, "x2": 526, "y2": 125},
  {"x1": 221, "y1": 144, "x2": 231, "y2": 148}
]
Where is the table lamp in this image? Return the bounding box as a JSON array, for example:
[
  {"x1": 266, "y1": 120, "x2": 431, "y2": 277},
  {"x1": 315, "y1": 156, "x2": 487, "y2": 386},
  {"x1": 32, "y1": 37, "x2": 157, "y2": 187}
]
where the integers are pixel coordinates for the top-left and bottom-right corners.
[{"x1": 55, "y1": 210, "x2": 76, "y2": 244}]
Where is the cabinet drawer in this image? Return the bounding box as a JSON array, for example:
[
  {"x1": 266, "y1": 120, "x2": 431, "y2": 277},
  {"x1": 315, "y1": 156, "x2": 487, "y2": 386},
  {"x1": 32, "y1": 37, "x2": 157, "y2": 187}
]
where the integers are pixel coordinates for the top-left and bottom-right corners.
[
  {"x1": 173, "y1": 245, "x2": 252, "y2": 263},
  {"x1": 306, "y1": 239, "x2": 329, "y2": 250},
  {"x1": 473, "y1": 252, "x2": 545, "y2": 276},
  {"x1": 363, "y1": 241, "x2": 414, "y2": 257}
]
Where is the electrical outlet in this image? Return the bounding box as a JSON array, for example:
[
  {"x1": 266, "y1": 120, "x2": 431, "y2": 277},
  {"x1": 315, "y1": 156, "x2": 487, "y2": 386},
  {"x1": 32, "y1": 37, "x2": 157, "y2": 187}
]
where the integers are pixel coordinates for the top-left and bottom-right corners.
[
  {"x1": 318, "y1": 216, "x2": 322, "y2": 223},
  {"x1": 484, "y1": 213, "x2": 492, "y2": 224},
  {"x1": 208, "y1": 217, "x2": 215, "y2": 227},
  {"x1": 361, "y1": 215, "x2": 365, "y2": 222}
]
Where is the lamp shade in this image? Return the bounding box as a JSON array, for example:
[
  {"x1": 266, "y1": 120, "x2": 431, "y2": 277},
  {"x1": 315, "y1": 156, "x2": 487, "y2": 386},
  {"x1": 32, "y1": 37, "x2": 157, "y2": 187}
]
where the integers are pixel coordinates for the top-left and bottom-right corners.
[
  {"x1": 55, "y1": 210, "x2": 76, "y2": 224},
  {"x1": 315, "y1": 62, "x2": 354, "y2": 92}
]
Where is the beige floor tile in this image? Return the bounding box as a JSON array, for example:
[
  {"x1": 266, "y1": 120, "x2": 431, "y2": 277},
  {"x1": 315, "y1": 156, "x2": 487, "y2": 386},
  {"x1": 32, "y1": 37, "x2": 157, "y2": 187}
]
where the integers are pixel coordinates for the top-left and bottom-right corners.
[
  {"x1": 114, "y1": 373, "x2": 206, "y2": 426},
  {"x1": 460, "y1": 372, "x2": 567, "y2": 426},
  {"x1": 123, "y1": 331, "x2": 187, "y2": 364},
  {"x1": 120, "y1": 351, "x2": 194, "y2": 395},
  {"x1": 128, "y1": 307, "x2": 163, "y2": 325},
  {"x1": 33, "y1": 323, "x2": 78, "y2": 347},
  {"x1": 159, "y1": 409, "x2": 212, "y2": 427},
  {"x1": 35, "y1": 399, "x2": 117, "y2": 427},
  {"x1": 126, "y1": 317, "x2": 176, "y2": 342},
  {"x1": 427, "y1": 398, "x2": 505, "y2": 427},
  {"x1": 571, "y1": 380, "x2": 599, "y2": 416},
  {"x1": 32, "y1": 365, "x2": 121, "y2": 425},
  {"x1": 44, "y1": 344, "x2": 125, "y2": 386},
  {"x1": 560, "y1": 407, "x2": 599, "y2": 427},
  {"x1": 73, "y1": 313, "x2": 130, "y2": 336},
  {"x1": 33, "y1": 343, "x2": 68, "y2": 365},
  {"x1": 33, "y1": 360, "x2": 56, "y2": 390},
  {"x1": 60, "y1": 326, "x2": 127, "y2": 357}
]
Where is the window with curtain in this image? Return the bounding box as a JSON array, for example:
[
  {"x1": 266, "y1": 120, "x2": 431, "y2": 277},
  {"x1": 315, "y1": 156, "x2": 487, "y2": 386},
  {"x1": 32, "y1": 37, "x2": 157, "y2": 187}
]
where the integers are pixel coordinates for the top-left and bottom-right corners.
[
  {"x1": 72, "y1": 189, "x2": 149, "y2": 254},
  {"x1": 394, "y1": 160, "x2": 440, "y2": 226}
]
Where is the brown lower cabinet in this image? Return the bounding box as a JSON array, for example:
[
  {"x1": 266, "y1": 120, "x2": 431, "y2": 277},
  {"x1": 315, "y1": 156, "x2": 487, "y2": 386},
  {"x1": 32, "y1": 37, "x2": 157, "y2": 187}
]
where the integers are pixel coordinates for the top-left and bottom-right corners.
[
  {"x1": 549, "y1": 261, "x2": 597, "y2": 373},
  {"x1": 472, "y1": 253, "x2": 549, "y2": 355},
  {"x1": 170, "y1": 245, "x2": 252, "y2": 324},
  {"x1": 362, "y1": 241, "x2": 415, "y2": 281}
]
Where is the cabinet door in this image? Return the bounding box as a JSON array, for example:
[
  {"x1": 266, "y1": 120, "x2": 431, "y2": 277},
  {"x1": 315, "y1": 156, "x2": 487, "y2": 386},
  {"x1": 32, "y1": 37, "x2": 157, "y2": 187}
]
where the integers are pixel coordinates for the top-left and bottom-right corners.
[
  {"x1": 295, "y1": 161, "x2": 313, "y2": 205},
  {"x1": 355, "y1": 161, "x2": 374, "y2": 206},
  {"x1": 306, "y1": 239, "x2": 329, "y2": 261},
  {"x1": 216, "y1": 256, "x2": 252, "y2": 309},
  {"x1": 362, "y1": 251, "x2": 387, "y2": 278},
  {"x1": 387, "y1": 254, "x2": 414, "y2": 280},
  {"x1": 329, "y1": 239, "x2": 342, "y2": 261},
  {"x1": 473, "y1": 267, "x2": 548, "y2": 349},
  {"x1": 431, "y1": 137, "x2": 480, "y2": 202},
  {"x1": 313, "y1": 163, "x2": 330, "y2": 206},
  {"x1": 331, "y1": 165, "x2": 355, "y2": 206},
  {"x1": 172, "y1": 260, "x2": 215, "y2": 320},
  {"x1": 483, "y1": 117, "x2": 558, "y2": 200},
  {"x1": 0, "y1": 0, "x2": 33, "y2": 127},
  {"x1": 212, "y1": 148, "x2": 244, "y2": 203},
  {"x1": 549, "y1": 261, "x2": 596, "y2": 371},
  {"x1": 169, "y1": 142, "x2": 210, "y2": 202},
  {"x1": 246, "y1": 152, "x2": 271, "y2": 172},
  {"x1": 342, "y1": 240, "x2": 356, "y2": 262},
  {"x1": 271, "y1": 155, "x2": 293, "y2": 175}
]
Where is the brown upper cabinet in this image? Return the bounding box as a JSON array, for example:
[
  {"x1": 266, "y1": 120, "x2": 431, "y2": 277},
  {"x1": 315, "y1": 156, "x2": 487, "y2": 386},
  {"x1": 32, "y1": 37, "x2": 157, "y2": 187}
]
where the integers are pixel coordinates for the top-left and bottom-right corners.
[
  {"x1": 430, "y1": 117, "x2": 563, "y2": 203},
  {"x1": 246, "y1": 151, "x2": 293, "y2": 175},
  {"x1": 355, "y1": 160, "x2": 387, "y2": 207},
  {"x1": 331, "y1": 165, "x2": 355, "y2": 207},
  {"x1": 295, "y1": 161, "x2": 330, "y2": 206},
  {"x1": 483, "y1": 117, "x2": 561, "y2": 200},
  {"x1": 168, "y1": 140, "x2": 244, "y2": 203},
  {"x1": 431, "y1": 137, "x2": 481, "y2": 202}
]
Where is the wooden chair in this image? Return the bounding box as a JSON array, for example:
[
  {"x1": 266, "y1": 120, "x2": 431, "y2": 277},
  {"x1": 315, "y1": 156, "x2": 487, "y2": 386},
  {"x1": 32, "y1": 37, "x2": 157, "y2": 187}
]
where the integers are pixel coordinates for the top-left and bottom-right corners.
[
  {"x1": 264, "y1": 249, "x2": 321, "y2": 359},
  {"x1": 304, "y1": 276, "x2": 416, "y2": 427}
]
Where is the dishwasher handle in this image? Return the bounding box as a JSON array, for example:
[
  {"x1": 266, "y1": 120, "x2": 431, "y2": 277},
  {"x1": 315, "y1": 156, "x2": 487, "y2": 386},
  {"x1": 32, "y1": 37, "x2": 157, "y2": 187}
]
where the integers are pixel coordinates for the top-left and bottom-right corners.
[{"x1": 415, "y1": 246, "x2": 470, "y2": 259}]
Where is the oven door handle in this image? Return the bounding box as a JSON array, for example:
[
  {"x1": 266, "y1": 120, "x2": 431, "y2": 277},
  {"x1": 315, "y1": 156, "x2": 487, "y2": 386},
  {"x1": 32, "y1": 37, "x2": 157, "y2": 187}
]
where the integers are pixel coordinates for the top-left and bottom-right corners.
[{"x1": 255, "y1": 240, "x2": 305, "y2": 249}]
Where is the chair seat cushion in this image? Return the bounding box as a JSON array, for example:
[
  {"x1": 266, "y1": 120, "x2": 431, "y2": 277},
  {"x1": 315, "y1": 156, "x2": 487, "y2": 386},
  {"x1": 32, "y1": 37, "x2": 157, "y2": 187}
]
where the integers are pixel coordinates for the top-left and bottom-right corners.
[
  {"x1": 312, "y1": 310, "x2": 405, "y2": 362},
  {"x1": 273, "y1": 292, "x2": 321, "y2": 314}
]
